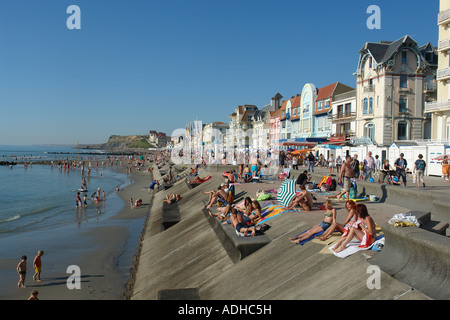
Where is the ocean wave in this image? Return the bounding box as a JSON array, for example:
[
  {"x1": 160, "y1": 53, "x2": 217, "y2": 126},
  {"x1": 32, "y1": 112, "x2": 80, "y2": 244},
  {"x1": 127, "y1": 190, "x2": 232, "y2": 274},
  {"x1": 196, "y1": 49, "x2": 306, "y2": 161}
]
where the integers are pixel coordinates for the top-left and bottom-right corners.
[
  {"x1": 0, "y1": 206, "x2": 58, "y2": 225},
  {"x1": 0, "y1": 215, "x2": 21, "y2": 223}
]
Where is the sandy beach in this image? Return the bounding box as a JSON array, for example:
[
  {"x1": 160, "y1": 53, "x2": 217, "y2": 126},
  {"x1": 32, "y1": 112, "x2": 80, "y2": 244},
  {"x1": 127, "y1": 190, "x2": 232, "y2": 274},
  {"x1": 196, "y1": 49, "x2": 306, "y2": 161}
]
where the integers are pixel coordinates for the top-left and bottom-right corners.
[{"x1": 0, "y1": 166, "x2": 154, "y2": 300}]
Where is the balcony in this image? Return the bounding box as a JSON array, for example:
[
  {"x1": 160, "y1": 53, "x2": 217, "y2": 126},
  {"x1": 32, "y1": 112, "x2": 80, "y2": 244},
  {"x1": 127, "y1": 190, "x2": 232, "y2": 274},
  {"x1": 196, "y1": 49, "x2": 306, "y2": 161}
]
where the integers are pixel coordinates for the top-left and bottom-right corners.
[
  {"x1": 437, "y1": 67, "x2": 450, "y2": 82},
  {"x1": 438, "y1": 38, "x2": 450, "y2": 53},
  {"x1": 328, "y1": 112, "x2": 356, "y2": 122},
  {"x1": 363, "y1": 85, "x2": 375, "y2": 93},
  {"x1": 425, "y1": 100, "x2": 450, "y2": 113},
  {"x1": 438, "y1": 9, "x2": 450, "y2": 25},
  {"x1": 331, "y1": 131, "x2": 355, "y2": 140}
]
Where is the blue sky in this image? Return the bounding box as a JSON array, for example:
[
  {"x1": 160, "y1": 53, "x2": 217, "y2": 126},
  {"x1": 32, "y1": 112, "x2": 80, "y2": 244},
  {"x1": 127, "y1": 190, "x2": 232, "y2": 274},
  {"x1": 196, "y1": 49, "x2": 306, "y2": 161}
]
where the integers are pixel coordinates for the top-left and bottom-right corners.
[{"x1": 0, "y1": 0, "x2": 439, "y2": 145}]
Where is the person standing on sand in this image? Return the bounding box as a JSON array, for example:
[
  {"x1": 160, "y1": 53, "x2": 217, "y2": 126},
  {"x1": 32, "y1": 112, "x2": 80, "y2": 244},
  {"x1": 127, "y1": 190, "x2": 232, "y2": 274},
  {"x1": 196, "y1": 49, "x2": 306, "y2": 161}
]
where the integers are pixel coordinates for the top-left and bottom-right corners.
[
  {"x1": 33, "y1": 250, "x2": 44, "y2": 282},
  {"x1": 16, "y1": 255, "x2": 27, "y2": 288}
]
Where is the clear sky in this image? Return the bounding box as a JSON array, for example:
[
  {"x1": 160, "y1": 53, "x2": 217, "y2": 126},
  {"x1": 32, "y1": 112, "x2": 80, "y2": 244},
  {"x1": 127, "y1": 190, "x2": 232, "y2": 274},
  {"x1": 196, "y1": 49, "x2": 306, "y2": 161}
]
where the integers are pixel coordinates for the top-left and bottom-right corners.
[{"x1": 0, "y1": 0, "x2": 440, "y2": 145}]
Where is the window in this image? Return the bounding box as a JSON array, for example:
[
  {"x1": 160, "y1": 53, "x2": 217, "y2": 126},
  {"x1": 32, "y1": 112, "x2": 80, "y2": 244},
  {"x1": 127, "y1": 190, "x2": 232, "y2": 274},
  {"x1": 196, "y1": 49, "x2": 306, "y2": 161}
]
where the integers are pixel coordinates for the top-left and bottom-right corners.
[
  {"x1": 293, "y1": 108, "x2": 297, "y2": 116},
  {"x1": 369, "y1": 98, "x2": 373, "y2": 114},
  {"x1": 337, "y1": 104, "x2": 343, "y2": 116},
  {"x1": 281, "y1": 111, "x2": 285, "y2": 118},
  {"x1": 400, "y1": 74, "x2": 408, "y2": 88},
  {"x1": 363, "y1": 98, "x2": 368, "y2": 115},
  {"x1": 398, "y1": 121, "x2": 407, "y2": 140},
  {"x1": 399, "y1": 98, "x2": 407, "y2": 113},
  {"x1": 325, "y1": 99, "x2": 330, "y2": 109},
  {"x1": 402, "y1": 51, "x2": 408, "y2": 64},
  {"x1": 318, "y1": 101, "x2": 323, "y2": 111},
  {"x1": 369, "y1": 57, "x2": 372, "y2": 68},
  {"x1": 345, "y1": 103, "x2": 352, "y2": 116},
  {"x1": 364, "y1": 123, "x2": 375, "y2": 142}
]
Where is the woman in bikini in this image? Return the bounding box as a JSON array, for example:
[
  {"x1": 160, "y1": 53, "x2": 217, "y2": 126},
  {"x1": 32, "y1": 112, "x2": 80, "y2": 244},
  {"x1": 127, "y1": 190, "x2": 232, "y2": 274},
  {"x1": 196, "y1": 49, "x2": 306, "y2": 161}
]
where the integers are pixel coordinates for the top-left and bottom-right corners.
[
  {"x1": 289, "y1": 200, "x2": 335, "y2": 244},
  {"x1": 332, "y1": 203, "x2": 376, "y2": 253},
  {"x1": 316, "y1": 200, "x2": 357, "y2": 241}
]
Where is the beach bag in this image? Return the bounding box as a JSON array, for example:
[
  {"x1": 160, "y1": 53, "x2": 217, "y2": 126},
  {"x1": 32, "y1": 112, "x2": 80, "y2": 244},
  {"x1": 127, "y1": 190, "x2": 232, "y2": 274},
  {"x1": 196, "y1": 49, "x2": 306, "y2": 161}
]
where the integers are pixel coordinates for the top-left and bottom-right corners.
[
  {"x1": 349, "y1": 187, "x2": 357, "y2": 199},
  {"x1": 417, "y1": 160, "x2": 426, "y2": 170}
]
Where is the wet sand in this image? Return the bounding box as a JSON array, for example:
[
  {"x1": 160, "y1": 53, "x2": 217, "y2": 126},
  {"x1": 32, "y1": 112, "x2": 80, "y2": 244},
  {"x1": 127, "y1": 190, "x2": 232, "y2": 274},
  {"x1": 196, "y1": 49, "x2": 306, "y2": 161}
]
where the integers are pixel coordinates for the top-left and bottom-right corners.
[{"x1": 0, "y1": 166, "x2": 153, "y2": 300}]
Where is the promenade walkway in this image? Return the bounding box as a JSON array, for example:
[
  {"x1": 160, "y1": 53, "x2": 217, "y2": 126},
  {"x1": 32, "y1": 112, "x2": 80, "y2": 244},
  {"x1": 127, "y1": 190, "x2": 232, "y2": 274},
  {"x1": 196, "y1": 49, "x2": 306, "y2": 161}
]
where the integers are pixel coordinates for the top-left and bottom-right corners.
[{"x1": 129, "y1": 162, "x2": 450, "y2": 301}]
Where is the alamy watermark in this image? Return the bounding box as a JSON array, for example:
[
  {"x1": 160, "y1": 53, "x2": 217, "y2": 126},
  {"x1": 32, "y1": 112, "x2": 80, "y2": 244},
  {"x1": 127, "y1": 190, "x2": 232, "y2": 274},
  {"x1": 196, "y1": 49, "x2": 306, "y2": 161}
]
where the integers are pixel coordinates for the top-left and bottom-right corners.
[
  {"x1": 67, "y1": 5, "x2": 81, "y2": 30},
  {"x1": 367, "y1": 5, "x2": 381, "y2": 30},
  {"x1": 366, "y1": 265, "x2": 381, "y2": 290},
  {"x1": 66, "y1": 265, "x2": 81, "y2": 290}
]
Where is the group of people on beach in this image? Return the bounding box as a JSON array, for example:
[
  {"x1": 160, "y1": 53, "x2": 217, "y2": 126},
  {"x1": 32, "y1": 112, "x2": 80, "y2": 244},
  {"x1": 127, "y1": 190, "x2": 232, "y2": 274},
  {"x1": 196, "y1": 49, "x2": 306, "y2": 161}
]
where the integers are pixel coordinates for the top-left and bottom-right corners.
[
  {"x1": 16, "y1": 250, "x2": 44, "y2": 299},
  {"x1": 288, "y1": 199, "x2": 377, "y2": 252},
  {"x1": 76, "y1": 187, "x2": 106, "y2": 208}
]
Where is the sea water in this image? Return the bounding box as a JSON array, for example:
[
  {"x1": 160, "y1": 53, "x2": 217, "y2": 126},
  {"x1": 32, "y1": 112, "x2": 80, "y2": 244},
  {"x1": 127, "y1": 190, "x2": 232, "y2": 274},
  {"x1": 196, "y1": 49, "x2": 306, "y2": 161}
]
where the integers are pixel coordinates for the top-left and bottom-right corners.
[{"x1": 0, "y1": 145, "x2": 130, "y2": 236}]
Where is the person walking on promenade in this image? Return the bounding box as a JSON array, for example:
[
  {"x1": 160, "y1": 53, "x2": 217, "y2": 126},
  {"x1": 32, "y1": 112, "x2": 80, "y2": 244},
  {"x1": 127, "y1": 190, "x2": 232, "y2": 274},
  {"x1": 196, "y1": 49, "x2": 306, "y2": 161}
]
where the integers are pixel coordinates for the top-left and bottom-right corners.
[
  {"x1": 339, "y1": 155, "x2": 355, "y2": 201},
  {"x1": 394, "y1": 153, "x2": 408, "y2": 187},
  {"x1": 374, "y1": 155, "x2": 381, "y2": 180},
  {"x1": 307, "y1": 152, "x2": 315, "y2": 173},
  {"x1": 336, "y1": 155, "x2": 342, "y2": 176},
  {"x1": 363, "y1": 152, "x2": 375, "y2": 181},
  {"x1": 32, "y1": 250, "x2": 44, "y2": 282},
  {"x1": 328, "y1": 154, "x2": 336, "y2": 175},
  {"x1": 351, "y1": 154, "x2": 360, "y2": 180},
  {"x1": 414, "y1": 154, "x2": 426, "y2": 188}
]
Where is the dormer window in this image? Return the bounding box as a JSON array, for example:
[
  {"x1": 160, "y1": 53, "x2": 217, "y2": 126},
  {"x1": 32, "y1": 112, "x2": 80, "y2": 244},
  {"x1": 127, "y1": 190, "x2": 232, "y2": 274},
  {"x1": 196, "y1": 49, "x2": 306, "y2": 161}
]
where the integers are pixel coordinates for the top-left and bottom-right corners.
[
  {"x1": 317, "y1": 101, "x2": 323, "y2": 111},
  {"x1": 402, "y1": 51, "x2": 408, "y2": 64}
]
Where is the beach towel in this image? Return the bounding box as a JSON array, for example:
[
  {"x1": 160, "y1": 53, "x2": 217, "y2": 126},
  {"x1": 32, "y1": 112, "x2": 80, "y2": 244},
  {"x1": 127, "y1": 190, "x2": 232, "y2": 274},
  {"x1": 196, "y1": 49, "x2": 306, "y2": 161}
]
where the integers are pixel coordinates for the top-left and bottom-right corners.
[
  {"x1": 256, "y1": 203, "x2": 296, "y2": 225},
  {"x1": 328, "y1": 235, "x2": 385, "y2": 258},
  {"x1": 293, "y1": 228, "x2": 325, "y2": 245}
]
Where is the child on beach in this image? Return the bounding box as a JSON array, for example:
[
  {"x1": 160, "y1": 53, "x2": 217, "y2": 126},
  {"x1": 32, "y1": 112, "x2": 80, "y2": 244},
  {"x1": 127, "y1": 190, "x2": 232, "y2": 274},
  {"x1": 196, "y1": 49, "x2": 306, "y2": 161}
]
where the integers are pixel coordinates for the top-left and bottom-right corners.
[
  {"x1": 28, "y1": 290, "x2": 39, "y2": 300},
  {"x1": 33, "y1": 250, "x2": 44, "y2": 282},
  {"x1": 16, "y1": 255, "x2": 27, "y2": 288},
  {"x1": 75, "y1": 192, "x2": 82, "y2": 208},
  {"x1": 442, "y1": 159, "x2": 449, "y2": 182}
]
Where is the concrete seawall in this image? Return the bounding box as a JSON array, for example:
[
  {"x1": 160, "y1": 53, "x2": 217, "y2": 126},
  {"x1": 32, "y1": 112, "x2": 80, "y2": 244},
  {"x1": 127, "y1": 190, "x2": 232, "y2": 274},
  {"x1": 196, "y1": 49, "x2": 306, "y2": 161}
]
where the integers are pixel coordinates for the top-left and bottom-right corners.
[{"x1": 127, "y1": 164, "x2": 450, "y2": 300}]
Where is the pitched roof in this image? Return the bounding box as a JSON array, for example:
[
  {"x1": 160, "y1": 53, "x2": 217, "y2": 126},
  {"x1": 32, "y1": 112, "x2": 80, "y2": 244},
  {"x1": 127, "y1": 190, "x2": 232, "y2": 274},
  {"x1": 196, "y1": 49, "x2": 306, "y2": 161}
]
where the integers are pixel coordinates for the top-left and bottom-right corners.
[
  {"x1": 360, "y1": 35, "x2": 418, "y2": 64},
  {"x1": 316, "y1": 82, "x2": 338, "y2": 101}
]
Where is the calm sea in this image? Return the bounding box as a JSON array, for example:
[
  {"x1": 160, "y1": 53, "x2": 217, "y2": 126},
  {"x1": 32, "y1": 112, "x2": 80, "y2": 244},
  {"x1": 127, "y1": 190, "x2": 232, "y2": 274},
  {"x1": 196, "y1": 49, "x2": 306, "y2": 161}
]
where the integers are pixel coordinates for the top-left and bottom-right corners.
[{"x1": 0, "y1": 145, "x2": 130, "y2": 236}]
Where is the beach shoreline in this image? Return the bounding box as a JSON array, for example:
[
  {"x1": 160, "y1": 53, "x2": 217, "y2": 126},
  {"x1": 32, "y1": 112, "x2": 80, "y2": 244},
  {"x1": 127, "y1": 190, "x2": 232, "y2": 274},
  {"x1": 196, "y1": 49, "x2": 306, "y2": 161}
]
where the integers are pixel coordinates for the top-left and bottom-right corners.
[{"x1": 0, "y1": 165, "x2": 154, "y2": 300}]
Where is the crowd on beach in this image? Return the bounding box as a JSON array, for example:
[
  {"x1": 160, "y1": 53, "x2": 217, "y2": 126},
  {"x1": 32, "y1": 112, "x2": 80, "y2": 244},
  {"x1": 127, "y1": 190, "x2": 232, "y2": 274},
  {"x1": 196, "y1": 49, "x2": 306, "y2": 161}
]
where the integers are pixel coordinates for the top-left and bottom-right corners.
[
  {"x1": 198, "y1": 157, "x2": 379, "y2": 253},
  {"x1": 10, "y1": 149, "x2": 174, "y2": 299}
]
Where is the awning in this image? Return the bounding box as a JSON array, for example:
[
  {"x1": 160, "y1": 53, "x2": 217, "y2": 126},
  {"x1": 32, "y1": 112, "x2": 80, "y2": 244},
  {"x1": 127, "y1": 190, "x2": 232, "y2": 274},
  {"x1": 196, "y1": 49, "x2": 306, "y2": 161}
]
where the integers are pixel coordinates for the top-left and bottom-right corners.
[{"x1": 281, "y1": 141, "x2": 318, "y2": 147}]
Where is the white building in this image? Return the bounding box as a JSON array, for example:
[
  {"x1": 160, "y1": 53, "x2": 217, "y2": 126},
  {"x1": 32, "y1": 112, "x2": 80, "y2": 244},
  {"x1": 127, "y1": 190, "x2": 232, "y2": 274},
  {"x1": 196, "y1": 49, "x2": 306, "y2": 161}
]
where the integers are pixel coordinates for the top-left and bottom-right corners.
[{"x1": 426, "y1": 0, "x2": 450, "y2": 141}]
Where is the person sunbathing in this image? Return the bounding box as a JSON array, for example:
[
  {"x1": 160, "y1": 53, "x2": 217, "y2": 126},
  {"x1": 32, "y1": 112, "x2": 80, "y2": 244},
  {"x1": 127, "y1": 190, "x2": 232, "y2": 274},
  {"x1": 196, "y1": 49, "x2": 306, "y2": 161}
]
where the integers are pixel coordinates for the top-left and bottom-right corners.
[
  {"x1": 203, "y1": 185, "x2": 229, "y2": 209},
  {"x1": 163, "y1": 193, "x2": 182, "y2": 204},
  {"x1": 188, "y1": 175, "x2": 211, "y2": 184},
  {"x1": 229, "y1": 208, "x2": 256, "y2": 237},
  {"x1": 316, "y1": 200, "x2": 357, "y2": 241},
  {"x1": 332, "y1": 203, "x2": 376, "y2": 253},
  {"x1": 285, "y1": 185, "x2": 313, "y2": 211},
  {"x1": 289, "y1": 200, "x2": 335, "y2": 244}
]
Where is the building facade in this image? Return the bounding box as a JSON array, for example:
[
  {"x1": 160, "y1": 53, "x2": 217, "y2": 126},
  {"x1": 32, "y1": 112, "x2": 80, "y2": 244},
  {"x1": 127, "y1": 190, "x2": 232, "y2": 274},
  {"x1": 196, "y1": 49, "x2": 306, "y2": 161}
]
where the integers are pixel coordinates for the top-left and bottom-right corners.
[
  {"x1": 328, "y1": 89, "x2": 357, "y2": 141},
  {"x1": 426, "y1": 0, "x2": 450, "y2": 141},
  {"x1": 313, "y1": 82, "x2": 355, "y2": 139},
  {"x1": 355, "y1": 35, "x2": 437, "y2": 146}
]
